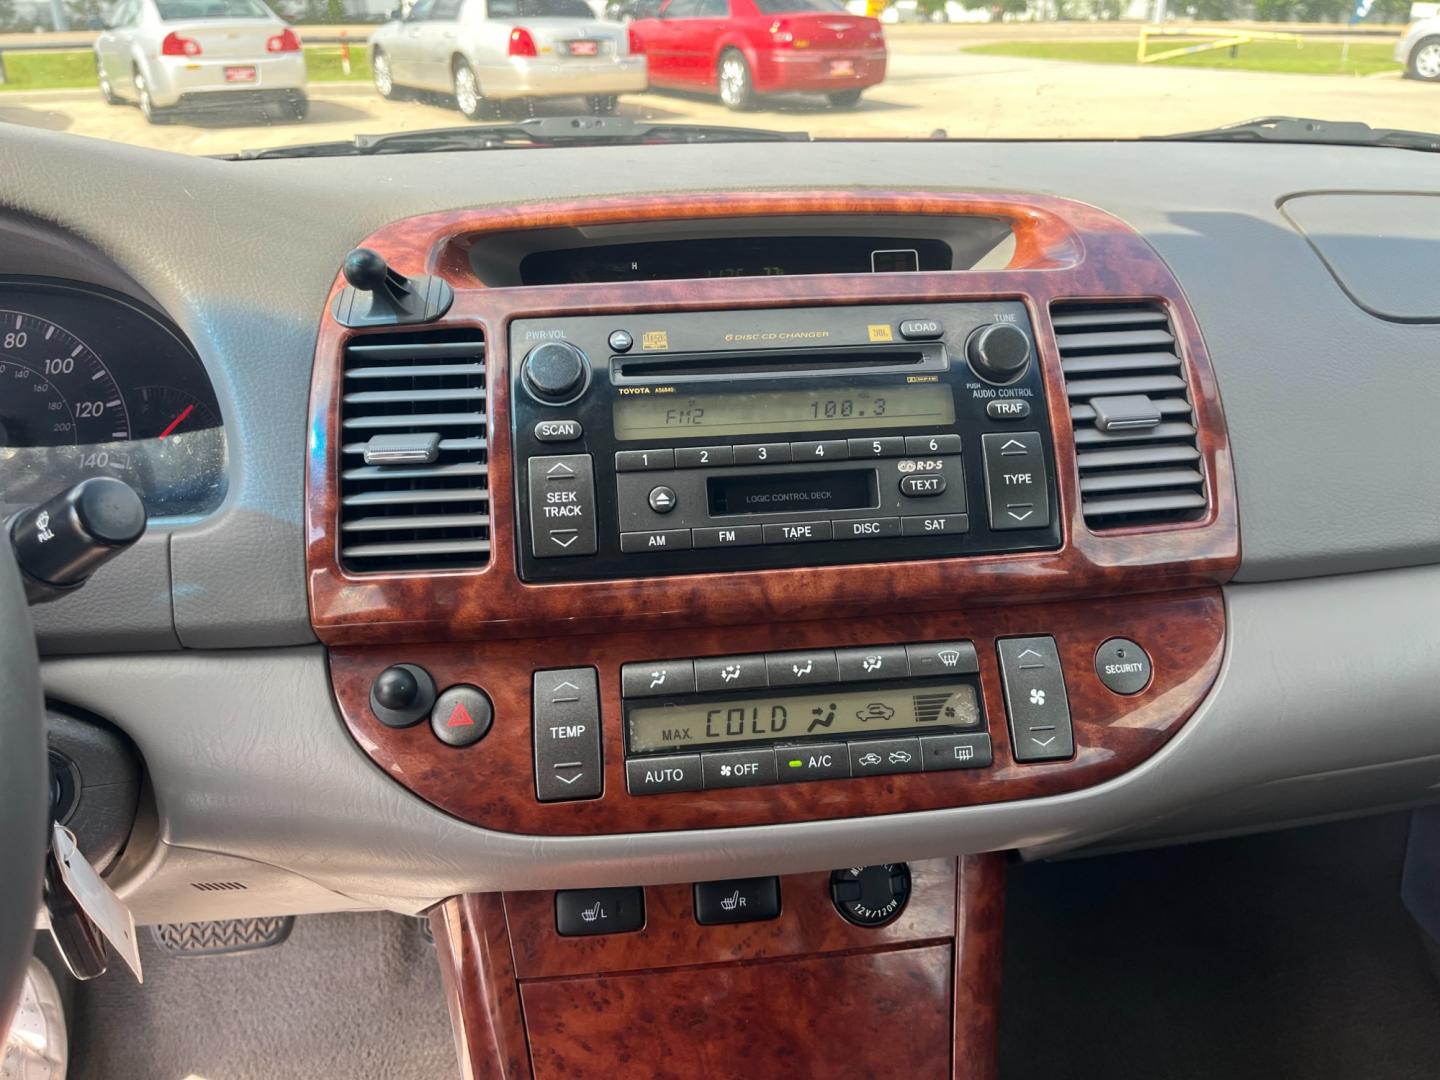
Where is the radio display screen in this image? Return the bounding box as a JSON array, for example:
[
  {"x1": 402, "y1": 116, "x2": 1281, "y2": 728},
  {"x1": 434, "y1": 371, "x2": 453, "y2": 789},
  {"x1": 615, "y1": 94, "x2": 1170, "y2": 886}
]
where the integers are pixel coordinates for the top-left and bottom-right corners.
[
  {"x1": 626, "y1": 682, "x2": 980, "y2": 754},
  {"x1": 612, "y1": 384, "x2": 955, "y2": 441}
]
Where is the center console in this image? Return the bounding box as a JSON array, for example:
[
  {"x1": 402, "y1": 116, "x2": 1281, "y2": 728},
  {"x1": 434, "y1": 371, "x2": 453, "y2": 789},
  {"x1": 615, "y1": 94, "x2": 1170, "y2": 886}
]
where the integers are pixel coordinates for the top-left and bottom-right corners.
[{"x1": 304, "y1": 189, "x2": 1239, "y2": 1078}]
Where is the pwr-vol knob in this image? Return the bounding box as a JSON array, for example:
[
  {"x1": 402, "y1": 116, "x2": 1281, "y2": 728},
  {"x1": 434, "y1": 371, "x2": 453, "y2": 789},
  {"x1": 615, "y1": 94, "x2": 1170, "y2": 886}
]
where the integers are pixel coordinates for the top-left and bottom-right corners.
[{"x1": 522, "y1": 341, "x2": 589, "y2": 404}]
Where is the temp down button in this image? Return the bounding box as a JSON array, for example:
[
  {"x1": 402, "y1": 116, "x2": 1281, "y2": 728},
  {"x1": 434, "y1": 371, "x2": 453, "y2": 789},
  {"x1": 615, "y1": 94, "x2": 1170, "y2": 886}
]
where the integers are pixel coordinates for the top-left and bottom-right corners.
[{"x1": 528, "y1": 454, "x2": 598, "y2": 557}]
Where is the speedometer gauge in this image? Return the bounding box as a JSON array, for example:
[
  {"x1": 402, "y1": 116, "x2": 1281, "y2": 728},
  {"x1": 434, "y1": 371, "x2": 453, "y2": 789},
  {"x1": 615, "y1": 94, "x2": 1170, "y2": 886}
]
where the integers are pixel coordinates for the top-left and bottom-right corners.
[
  {"x1": 0, "y1": 312, "x2": 132, "y2": 447},
  {"x1": 0, "y1": 280, "x2": 226, "y2": 517}
]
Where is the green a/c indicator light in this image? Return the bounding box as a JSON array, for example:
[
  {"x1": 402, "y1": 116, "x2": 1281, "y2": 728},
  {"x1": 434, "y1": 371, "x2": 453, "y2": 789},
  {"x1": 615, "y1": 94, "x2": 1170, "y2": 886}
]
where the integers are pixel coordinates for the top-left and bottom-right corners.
[{"x1": 788, "y1": 759, "x2": 803, "y2": 769}]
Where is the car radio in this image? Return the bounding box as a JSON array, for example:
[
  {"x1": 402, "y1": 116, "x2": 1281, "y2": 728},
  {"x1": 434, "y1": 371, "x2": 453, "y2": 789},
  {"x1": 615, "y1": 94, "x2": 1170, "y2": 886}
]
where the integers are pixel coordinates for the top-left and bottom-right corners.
[{"x1": 511, "y1": 302, "x2": 1060, "y2": 582}]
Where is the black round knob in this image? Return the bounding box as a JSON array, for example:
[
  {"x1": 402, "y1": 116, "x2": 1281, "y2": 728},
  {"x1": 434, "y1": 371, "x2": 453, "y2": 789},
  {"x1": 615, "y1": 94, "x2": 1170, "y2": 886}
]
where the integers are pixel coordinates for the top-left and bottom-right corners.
[
  {"x1": 343, "y1": 247, "x2": 391, "y2": 292},
  {"x1": 966, "y1": 323, "x2": 1031, "y2": 384},
  {"x1": 369, "y1": 663, "x2": 436, "y2": 728},
  {"x1": 522, "y1": 342, "x2": 589, "y2": 403},
  {"x1": 830, "y1": 863, "x2": 911, "y2": 927}
]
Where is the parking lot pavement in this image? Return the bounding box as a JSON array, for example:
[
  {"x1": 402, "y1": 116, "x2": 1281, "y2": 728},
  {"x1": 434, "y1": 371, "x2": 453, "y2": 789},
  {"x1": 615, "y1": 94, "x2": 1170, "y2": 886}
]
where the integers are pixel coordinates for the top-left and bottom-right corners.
[{"x1": 1, "y1": 45, "x2": 1434, "y2": 156}]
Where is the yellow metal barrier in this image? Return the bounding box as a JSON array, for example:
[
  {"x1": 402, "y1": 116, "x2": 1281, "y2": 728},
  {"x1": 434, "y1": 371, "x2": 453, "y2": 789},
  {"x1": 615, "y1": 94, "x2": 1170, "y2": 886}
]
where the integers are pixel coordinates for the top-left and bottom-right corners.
[{"x1": 1137, "y1": 25, "x2": 1305, "y2": 64}]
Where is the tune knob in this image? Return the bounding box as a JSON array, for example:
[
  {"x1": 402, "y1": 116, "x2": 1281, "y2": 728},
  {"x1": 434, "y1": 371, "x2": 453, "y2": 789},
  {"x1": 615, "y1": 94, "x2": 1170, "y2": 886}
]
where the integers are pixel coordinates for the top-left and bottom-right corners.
[
  {"x1": 965, "y1": 323, "x2": 1031, "y2": 384},
  {"x1": 522, "y1": 342, "x2": 589, "y2": 403}
]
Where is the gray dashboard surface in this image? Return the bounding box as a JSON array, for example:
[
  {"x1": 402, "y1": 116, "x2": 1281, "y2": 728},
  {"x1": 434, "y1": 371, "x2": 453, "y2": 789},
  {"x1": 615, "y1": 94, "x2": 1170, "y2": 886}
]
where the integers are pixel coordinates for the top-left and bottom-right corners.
[
  {"x1": 2, "y1": 132, "x2": 1439, "y2": 651},
  {"x1": 1281, "y1": 192, "x2": 1440, "y2": 323},
  {"x1": 37, "y1": 566, "x2": 1440, "y2": 915}
]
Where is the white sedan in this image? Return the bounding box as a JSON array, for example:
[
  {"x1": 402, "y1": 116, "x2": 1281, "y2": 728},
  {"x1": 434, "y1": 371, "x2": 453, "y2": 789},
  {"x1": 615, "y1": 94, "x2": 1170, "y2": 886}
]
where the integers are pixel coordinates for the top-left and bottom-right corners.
[
  {"x1": 368, "y1": 0, "x2": 647, "y2": 119},
  {"x1": 94, "y1": 0, "x2": 308, "y2": 124}
]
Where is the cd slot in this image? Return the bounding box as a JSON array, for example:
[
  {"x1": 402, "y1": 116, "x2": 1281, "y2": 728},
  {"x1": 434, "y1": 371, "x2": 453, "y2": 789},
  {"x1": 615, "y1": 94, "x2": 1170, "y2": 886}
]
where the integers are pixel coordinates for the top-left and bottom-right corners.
[{"x1": 612, "y1": 344, "x2": 946, "y2": 383}]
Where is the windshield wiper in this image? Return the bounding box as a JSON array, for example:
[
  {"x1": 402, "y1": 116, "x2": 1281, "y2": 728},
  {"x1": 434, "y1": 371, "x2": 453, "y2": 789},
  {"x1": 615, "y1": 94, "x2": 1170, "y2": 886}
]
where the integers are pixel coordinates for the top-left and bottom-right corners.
[
  {"x1": 228, "y1": 116, "x2": 808, "y2": 160},
  {"x1": 1147, "y1": 116, "x2": 1440, "y2": 153}
]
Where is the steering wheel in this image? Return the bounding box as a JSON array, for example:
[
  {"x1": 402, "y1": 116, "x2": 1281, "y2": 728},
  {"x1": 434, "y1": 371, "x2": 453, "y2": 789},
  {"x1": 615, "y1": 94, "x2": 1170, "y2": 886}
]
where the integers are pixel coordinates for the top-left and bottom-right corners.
[{"x1": 0, "y1": 541, "x2": 47, "y2": 1034}]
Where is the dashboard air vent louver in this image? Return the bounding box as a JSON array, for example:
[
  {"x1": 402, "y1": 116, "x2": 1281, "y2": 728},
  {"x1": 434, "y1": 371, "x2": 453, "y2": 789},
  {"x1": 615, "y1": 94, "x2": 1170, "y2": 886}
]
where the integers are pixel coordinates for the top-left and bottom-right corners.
[
  {"x1": 1051, "y1": 302, "x2": 1207, "y2": 528},
  {"x1": 339, "y1": 329, "x2": 489, "y2": 572}
]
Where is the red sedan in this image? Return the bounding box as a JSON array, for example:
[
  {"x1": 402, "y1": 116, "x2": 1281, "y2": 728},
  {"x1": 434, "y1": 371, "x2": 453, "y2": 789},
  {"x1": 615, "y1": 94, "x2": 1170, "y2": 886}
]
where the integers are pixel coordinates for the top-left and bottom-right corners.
[{"x1": 629, "y1": 0, "x2": 886, "y2": 111}]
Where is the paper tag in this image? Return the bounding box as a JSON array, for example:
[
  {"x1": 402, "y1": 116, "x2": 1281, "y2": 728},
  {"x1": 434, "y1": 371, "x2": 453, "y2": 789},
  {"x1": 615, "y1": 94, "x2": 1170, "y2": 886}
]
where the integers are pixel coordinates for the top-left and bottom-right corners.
[{"x1": 50, "y1": 823, "x2": 143, "y2": 983}]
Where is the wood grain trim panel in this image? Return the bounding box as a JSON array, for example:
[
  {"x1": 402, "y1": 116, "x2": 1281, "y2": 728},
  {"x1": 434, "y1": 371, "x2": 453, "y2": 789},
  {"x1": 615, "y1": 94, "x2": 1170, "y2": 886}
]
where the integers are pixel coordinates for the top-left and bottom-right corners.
[
  {"x1": 954, "y1": 853, "x2": 1007, "y2": 1080},
  {"x1": 432, "y1": 858, "x2": 1005, "y2": 1079},
  {"x1": 521, "y1": 946, "x2": 955, "y2": 1080},
  {"x1": 330, "y1": 588, "x2": 1222, "y2": 835},
  {"x1": 305, "y1": 191, "x2": 1239, "y2": 647},
  {"x1": 504, "y1": 859, "x2": 956, "y2": 981},
  {"x1": 430, "y1": 895, "x2": 533, "y2": 1080}
]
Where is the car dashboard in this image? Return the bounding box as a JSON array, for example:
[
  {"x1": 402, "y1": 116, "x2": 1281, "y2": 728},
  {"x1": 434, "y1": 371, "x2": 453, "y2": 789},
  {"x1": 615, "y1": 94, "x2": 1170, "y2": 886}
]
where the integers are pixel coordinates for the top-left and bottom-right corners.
[{"x1": 4, "y1": 126, "x2": 1440, "y2": 1077}]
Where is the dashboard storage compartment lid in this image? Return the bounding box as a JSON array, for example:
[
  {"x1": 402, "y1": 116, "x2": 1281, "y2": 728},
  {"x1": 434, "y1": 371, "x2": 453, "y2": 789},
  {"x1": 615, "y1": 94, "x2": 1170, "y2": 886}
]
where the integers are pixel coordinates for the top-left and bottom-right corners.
[
  {"x1": 1052, "y1": 302, "x2": 1207, "y2": 529},
  {"x1": 1281, "y1": 193, "x2": 1440, "y2": 323},
  {"x1": 337, "y1": 330, "x2": 490, "y2": 572}
]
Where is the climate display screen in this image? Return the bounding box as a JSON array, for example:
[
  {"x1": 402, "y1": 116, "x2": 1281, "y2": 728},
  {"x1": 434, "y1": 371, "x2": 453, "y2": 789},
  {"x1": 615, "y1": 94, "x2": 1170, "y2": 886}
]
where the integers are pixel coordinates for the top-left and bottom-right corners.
[{"x1": 626, "y1": 682, "x2": 980, "y2": 754}]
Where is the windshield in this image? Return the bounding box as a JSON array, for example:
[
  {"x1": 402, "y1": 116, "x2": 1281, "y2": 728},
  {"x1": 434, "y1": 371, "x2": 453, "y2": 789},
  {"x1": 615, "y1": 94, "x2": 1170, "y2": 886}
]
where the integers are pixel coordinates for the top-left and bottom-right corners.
[
  {"x1": 2, "y1": 0, "x2": 1433, "y2": 155},
  {"x1": 156, "y1": 0, "x2": 272, "y2": 18}
]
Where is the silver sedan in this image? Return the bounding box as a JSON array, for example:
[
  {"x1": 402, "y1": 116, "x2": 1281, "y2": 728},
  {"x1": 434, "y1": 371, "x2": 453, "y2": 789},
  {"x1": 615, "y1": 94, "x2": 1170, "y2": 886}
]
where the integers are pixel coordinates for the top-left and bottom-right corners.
[
  {"x1": 368, "y1": 0, "x2": 647, "y2": 119},
  {"x1": 94, "y1": 0, "x2": 308, "y2": 124}
]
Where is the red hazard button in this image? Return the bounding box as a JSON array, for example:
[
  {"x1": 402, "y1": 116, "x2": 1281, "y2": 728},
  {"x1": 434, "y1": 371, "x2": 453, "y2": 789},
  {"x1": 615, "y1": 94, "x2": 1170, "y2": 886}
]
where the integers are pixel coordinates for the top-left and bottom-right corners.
[{"x1": 430, "y1": 685, "x2": 493, "y2": 748}]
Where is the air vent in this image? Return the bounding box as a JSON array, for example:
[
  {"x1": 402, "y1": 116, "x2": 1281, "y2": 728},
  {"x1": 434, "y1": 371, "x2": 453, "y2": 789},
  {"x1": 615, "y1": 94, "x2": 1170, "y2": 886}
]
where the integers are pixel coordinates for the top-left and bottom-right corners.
[
  {"x1": 1051, "y1": 302, "x2": 1207, "y2": 528},
  {"x1": 339, "y1": 329, "x2": 489, "y2": 572}
]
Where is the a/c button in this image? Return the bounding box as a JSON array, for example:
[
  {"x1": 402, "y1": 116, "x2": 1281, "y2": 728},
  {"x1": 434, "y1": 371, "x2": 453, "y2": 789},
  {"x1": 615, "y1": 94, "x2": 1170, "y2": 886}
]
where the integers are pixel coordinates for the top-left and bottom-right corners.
[{"x1": 774, "y1": 743, "x2": 849, "y2": 783}]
